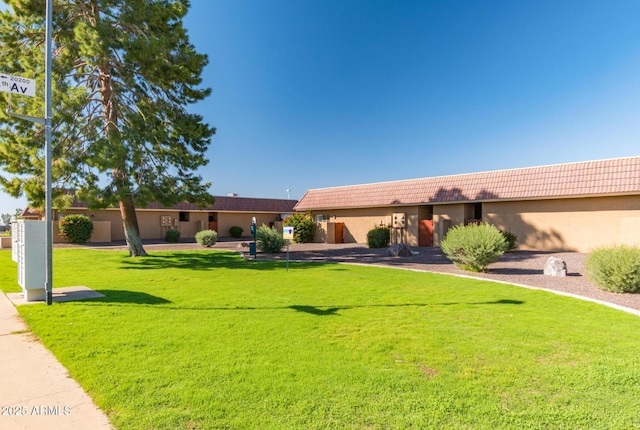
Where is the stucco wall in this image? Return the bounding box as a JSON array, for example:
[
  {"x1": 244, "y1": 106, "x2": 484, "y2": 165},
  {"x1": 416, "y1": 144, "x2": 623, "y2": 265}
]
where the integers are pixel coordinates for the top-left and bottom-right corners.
[
  {"x1": 53, "y1": 209, "x2": 124, "y2": 243},
  {"x1": 218, "y1": 213, "x2": 281, "y2": 238},
  {"x1": 54, "y1": 209, "x2": 283, "y2": 242},
  {"x1": 309, "y1": 206, "x2": 422, "y2": 246},
  {"x1": 307, "y1": 195, "x2": 640, "y2": 252},
  {"x1": 432, "y1": 204, "x2": 465, "y2": 246},
  {"x1": 484, "y1": 195, "x2": 640, "y2": 252}
]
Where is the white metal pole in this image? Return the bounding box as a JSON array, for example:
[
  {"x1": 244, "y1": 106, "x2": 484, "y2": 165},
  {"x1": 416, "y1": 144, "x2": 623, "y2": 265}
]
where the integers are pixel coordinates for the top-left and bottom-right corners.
[{"x1": 44, "y1": 0, "x2": 53, "y2": 305}]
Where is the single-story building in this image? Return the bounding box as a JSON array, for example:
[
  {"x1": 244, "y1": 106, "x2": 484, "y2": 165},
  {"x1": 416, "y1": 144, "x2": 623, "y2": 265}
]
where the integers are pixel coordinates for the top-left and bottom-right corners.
[
  {"x1": 294, "y1": 157, "x2": 640, "y2": 252},
  {"x1": 22, "y1": 196, "x2": 297, "y2": 243}
]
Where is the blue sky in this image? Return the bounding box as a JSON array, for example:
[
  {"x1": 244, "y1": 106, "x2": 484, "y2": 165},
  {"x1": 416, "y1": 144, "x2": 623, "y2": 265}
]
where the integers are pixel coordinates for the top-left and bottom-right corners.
[{"x1": 2, "y1": 0, "x2": 640, "y2": 217}]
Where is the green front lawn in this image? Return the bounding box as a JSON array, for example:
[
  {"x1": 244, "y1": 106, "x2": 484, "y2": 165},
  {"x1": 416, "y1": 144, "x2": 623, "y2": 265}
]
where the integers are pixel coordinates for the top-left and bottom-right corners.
[{"x1": 1, "y1": 249, "x2": 639, "y2": 429}]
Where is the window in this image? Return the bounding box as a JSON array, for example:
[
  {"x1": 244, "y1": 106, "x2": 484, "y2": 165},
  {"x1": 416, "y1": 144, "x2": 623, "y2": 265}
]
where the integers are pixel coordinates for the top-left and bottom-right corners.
[
  {"x1": 315, "y1": 214, "x2": 329, "y2": 223},
  {"x1": 474, "y1": 203, "x2": 482, "y2": 219},
  {"x1": 179, "y1": 212, "x2": 190, "y2": 222},
  {"x1": 464, "y1": 203, "x2": 482, "y2": 221}
]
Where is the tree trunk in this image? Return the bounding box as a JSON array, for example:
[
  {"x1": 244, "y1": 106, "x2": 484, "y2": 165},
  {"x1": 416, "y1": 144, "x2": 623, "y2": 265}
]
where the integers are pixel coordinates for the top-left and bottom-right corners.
[{"x1": 119, "y1": 195, "x2": 147, "y2": 257}]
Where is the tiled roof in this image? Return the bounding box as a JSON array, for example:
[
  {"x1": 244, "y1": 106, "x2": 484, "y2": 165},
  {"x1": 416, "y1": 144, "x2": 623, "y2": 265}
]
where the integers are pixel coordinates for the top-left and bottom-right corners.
[
  {"x1": 145, "y1": 196, "x2": 297, "y2": 213},
  {"x1": 20, "y1": 207, "x2": 41, "y2": 218},
  {"x1": 294, "y1": 157, "x2": 640, "y2": 211},
  {"x1": 68, "y1": 196, "x2": 297, "y2": 213}
]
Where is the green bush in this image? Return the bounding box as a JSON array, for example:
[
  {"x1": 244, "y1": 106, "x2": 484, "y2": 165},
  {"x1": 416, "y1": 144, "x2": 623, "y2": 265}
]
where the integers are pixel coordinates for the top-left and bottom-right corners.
[
  {"x1": 283, "y1": 213, "x2": 315, "y2": 243},
  {"x1": 367, "y1": 226, "x2": 391, "y2": 248},
  {"x1": 256, "y1": 224, "x2": 284, "y2": 253},
  {"x1": 195, "y1": 229, "x2": 218, "y2": 247},
  {"x1": 164, "y1": 229, "x2": 181, "y2": 243},
  {"x1": 229, "y1": 226, "x2": 244, "y2": 238},
  {"x1": 586, "y1": 246, "x2": 640, "y2": 293},
  {"x1": 59, "y1": 214, "x2": 94, "y2": 244},
  {"x1": 501, "y1": 230, "x2": 518, "y2": 251},
  {"x1": 440, "y1": 223, "x2": 508, "y2": 272}
]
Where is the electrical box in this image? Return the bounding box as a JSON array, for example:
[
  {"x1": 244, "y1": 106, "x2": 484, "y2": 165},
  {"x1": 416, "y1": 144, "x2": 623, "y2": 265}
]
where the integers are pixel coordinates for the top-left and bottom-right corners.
[
  {"x1": 392, "y1": 213, "x2": 406, "y2": 228},
  {"x1": 160, "y1": 216, "x2": 172, "y2": 226},
  {"x1": 13, "y1": 220, "x2": 46, "y2": 301}
]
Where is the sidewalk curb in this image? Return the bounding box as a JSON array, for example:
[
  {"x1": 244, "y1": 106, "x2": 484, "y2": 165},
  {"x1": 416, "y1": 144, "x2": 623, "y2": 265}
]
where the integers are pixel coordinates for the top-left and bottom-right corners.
[{"x1": 0, "y1": 291, "x2": 113, "y2": 430}]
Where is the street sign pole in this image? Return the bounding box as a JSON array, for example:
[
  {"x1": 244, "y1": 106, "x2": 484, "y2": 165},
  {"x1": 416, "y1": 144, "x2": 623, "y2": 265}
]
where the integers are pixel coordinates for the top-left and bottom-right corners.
[
  {"x1": 2, "y1": 1, "x2": 54, "y2": 305},
  {"x1": 44, "y1": 0, "x2": 53, "y2": 305}
]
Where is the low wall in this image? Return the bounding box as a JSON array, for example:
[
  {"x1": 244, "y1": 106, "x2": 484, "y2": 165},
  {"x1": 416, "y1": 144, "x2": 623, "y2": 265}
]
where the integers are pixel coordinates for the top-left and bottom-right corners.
[
  {"x1": 53, "y1": 221, "x2": 112, "y2": 243},
  {"x1": 0, "y1": 236, "x2": 12, "y2": 249}
]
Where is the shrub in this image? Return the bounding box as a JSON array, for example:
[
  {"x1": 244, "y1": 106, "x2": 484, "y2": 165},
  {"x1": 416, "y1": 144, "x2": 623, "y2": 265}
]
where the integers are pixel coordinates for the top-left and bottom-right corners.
[
  {"x1": 229, "y1": 226, "x2": 244, "y2": 238},
  {"x1": 256, "y1": 224, "x2": 284, "y2": 253},
  {"x1": 59, "y1": 214, "x2": 93, "y2": 244},
  {"x1": 283, "y1": 213, "x2": 315, "y2": 243},
  {"x1": 501, "y1": 230, "x2": 518, "y2": 251},
  {"x1": 367, "y1": 226, "x2": 391, "y2": 248},
  {"x1": 586, "y1": 246, "x2": 640, "y2": 293},
  {"x1": 440, "y1": 223, "x2": 508, "y2": 272},
  {"x1": 195, "y1": 229, "x2": 218, "y2": 247},
  {"x1": 164, "y1": 229, "x2": 181, "y2": 243}
]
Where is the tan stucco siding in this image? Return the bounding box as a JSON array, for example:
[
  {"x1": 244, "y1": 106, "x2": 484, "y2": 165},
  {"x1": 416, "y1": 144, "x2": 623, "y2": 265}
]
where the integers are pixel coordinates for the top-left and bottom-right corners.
[
  {"x1": 484, "y1": 196, "x2": 640, "y2": 252},
  {"x1": 53, "y1": 209, "x2": 122, "y2": 242},
  {"x1": 53, "y1": 209, "x2": 283, "y2": 242},
  {"x1": 217, "y1": 213, "x2": 280, "y2": 238},
  {"x1": 432, "y1": 204, "x2": 465, "y2": 246},
  {"x1": 309, "y1": 206, "x2": 421, "y2": 245},
  {"x1": 53, "y1": 220, "x2": 111, "y2": 243}
]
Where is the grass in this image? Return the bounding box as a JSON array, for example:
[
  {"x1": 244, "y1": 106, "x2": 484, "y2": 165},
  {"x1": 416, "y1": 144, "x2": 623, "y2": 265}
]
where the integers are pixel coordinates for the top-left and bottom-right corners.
[{"x1": 1, "y1": 248, "x2": 640, "y2": 429}]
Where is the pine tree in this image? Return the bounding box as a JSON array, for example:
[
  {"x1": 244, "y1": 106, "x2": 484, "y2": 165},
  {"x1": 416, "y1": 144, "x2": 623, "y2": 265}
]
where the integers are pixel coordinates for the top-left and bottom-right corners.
[{"x1": 0, "y1": 0, "x2": 215, "y2": 256}]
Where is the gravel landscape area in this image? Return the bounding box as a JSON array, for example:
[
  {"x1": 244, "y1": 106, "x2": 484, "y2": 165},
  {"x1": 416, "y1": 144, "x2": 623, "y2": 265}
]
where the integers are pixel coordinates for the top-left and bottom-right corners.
[{"x1": 79, "y1": 239, "x2": 640, "y2": 315}]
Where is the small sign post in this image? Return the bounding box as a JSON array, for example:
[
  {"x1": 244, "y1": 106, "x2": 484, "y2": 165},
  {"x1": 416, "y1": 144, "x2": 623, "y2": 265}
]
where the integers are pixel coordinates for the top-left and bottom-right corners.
[{"x1": 283, "y1": 226, "x2": 294, "y2": 271}]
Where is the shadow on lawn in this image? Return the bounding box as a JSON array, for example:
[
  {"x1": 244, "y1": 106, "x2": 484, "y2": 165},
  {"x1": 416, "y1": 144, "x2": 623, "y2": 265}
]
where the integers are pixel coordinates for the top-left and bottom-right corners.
[
  {"x1": 162, "y1": 299, "x2": 524, "y2": 316},
  {"x1": 288, "y1": 299, "x2": 524, "y2": 316},
  {"x1": 117, "y1": 251, "x2": 321, "y2": 271},
  {"x1": 89, "y1": 290, "x2": 172, "y2": 305}
]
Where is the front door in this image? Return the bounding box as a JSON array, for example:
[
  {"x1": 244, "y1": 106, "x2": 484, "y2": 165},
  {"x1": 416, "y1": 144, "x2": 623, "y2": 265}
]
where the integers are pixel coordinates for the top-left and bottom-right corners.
[
  {"x1": 419, "y1": 220, "x2": 433, "y2": 247},
  {"x1": 335, "y1": 222, "x2": 344, "y2": 244}
]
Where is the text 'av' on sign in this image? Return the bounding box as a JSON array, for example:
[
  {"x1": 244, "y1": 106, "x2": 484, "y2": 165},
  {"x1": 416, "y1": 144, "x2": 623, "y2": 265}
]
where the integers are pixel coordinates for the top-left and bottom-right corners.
[{"x1": 0, "y1": 74, "x2": 36, "y2": 97}]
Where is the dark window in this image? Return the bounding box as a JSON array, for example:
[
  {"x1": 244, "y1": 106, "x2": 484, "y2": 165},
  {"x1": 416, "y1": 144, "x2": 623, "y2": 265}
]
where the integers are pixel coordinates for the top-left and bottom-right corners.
[
  {"x1": 179, "y1": 212, "x2": 190, "y2": 222},
  {"x1": 474, "y1": 203, "x2": 482, "y2": 219}
]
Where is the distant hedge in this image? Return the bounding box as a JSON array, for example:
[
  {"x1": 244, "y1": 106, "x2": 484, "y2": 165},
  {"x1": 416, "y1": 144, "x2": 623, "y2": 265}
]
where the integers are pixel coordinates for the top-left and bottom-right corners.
[
  {"x1": 195, "y1": 230, "x2": 218, "y2": 247},
  {"x1": 283, "y1": 213, "x2": 315, "y2": 243},
  {"x1": 59, "y1": 215, "x2": 93, "y2": 244},
  {"x1": 586, "y1": 246, "x2": 640, "y2": 293},
  {"x1": 441, "y1": 223, "x2": 508, "y2": 272},
  {"x1": 256, "y1": 225, "x2": 284, "y2": 253},
  {"x1": 367, "y1": 226, "x2": 390, "y2": 248}
]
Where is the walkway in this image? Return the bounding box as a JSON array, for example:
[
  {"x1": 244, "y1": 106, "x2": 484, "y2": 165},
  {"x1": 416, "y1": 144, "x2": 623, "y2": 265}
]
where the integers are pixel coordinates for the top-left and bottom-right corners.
[{"x1": 0, "y1": 289, "x2": 112, "y2": 430}]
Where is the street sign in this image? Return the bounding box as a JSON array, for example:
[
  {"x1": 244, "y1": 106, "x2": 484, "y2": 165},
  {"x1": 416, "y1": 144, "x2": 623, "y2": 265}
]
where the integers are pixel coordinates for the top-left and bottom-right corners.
[
  {"x1": 0, "y1": 73, "x2": 36, "y2": 97},
  {"x1": 283, "y1": 226, "x2": 294, "y2": 240}
]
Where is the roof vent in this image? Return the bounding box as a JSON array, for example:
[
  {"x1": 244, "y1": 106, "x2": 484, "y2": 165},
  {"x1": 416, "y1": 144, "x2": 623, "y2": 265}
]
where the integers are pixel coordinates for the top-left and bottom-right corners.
[{"x1": 227, "y1": 193, "x2": 238, "y2": 197}]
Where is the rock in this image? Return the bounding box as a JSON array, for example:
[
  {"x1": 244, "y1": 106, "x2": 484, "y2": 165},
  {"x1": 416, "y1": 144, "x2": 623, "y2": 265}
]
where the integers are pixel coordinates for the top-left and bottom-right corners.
[
  {"x1": 544, "y1": 256, "x2": 567, "y2": 277},
  {"x1": 386, "y1": 243, "x2": 413, "y2": 257}
]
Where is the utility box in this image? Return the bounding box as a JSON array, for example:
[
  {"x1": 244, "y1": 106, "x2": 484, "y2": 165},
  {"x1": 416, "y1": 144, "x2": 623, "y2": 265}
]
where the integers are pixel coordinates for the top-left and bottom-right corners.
[
  {"x1": 13, "y1": 220, "x2": 46, "y2": 302},
  {"x1": 392, "y1": 213, "x2": 406, "y2": 229}
]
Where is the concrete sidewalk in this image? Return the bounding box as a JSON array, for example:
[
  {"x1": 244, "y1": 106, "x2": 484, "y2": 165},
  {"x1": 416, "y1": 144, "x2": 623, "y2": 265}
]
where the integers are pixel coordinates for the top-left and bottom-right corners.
[{"x1": 0, "y1": 291, "x2": 112, "y2": 430}]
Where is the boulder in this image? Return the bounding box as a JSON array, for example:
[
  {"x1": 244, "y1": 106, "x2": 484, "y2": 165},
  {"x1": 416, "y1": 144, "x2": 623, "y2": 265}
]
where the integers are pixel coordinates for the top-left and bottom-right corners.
[
  {"x1": 544, "y1": 256, "x2": 567, "y2": 277},
  {"x1": 385, "y1": 243, "x2": 413, "y2": 257}
]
